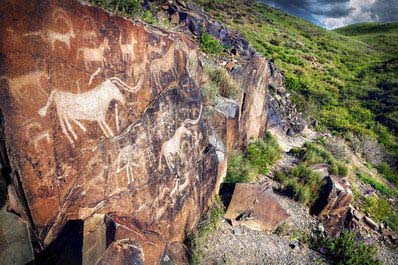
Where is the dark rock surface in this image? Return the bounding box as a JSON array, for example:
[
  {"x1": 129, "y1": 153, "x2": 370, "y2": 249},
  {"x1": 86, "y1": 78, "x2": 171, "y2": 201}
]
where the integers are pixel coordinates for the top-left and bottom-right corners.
[{"x1": 0, "y1": 0, "x2": 223, "y2": 262}]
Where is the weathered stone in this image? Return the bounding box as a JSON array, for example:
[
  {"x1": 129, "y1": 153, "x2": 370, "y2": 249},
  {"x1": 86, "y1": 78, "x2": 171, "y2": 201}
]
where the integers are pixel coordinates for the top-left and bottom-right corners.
[
  {"x1": 97, "y1": 239, "x2": 144, "y2": 265},
  {"x1": 224, "y1": 183, "x2": 289, "y2": 231},
  {"x1": 170, "y1": 12, "x2": 180, "y2": 24},
  {"x1": 0, "y1": 0, "x2": 222, "y2": 262},
  {"x1": 161, "y1": 242, "x2": 190, "y2": 265},
  {"x1": 312, "y1": 175, "x2": 352, "y2": 236},
  {"x1": 208, "y1": 97, "x2": 240, "y2": 151},
  {"x1": 309, "y1": 163, "x2": 330, "y2": 178},
  {"x1": 82, "y1": 214, "x2": 107, "y2": 265},
  {"x1": 232, "y1": 55, "x2": 270, "y2": 147},
  {"x1": 225, "y1": 61, "x2": 235, "y2": 71},
  {"x1": 364, "y1": 216, "x2": 379, "y2": 231},
  {"x1": 0, "y1": 206, "x2": 34, "y2": 265}
]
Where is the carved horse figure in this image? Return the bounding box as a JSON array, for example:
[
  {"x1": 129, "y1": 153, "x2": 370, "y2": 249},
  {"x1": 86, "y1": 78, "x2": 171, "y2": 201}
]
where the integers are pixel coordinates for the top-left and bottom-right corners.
[
  {"x1": 38, "y1": 77, "x2": 142, "y2": 144},
  {"x1": 159, "y1": 105, "x2": 203, "y2": 171}
]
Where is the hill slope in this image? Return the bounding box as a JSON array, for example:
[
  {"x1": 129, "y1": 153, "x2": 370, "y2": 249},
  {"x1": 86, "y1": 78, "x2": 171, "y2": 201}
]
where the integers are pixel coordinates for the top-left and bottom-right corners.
[
  {"x1": 334, "y1": 22, "x2": 398, "y2": 56},
  {"x1": 193, "y1": 0, "x2": 398, "y2": 157}
]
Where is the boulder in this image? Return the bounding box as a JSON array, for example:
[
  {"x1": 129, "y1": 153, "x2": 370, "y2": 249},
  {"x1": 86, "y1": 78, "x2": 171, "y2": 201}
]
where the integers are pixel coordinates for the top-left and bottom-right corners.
[
  {"x1": 224, "y1": 183, "x2": 289, "y2": 231},
  {"x1": 312, "y1": 175, "x2": 352, "y2": 236},
  {"x1": 208, "y1": 97, "x2": 240, "y2": 152},
  {"x1": 96, "y1": 239, "x2": 144, "y2": 265},
  {"x1": 0, "y1": 0, "x2": 222, "y2": 262}
]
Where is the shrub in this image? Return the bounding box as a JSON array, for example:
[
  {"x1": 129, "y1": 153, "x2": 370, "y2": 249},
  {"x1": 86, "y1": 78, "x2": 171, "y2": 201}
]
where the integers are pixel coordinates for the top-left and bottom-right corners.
[
  {"x1": 186, "y1": 195, "x2": 225, "y2": 264},
  {"x1": 200, "y1": 82, "x2": 218, "y2": 106},
  {"x1": 303, "y1": 142, "x2": 348, "y2": 177},
  {"x1": 314, "y1": 231, "x2": 381, "y2": 265},
  {"x1": 200, "y1": 33, "x2": 223, "y2": 54},
  {"x1": 225, "y1": 133, "x2": 282, "y2": 183},
  {"x1": 275, "y1": 165, "x2": 323, "y2": 205},
  {"x1": 246, "y1": 132, "x2": 282, "y2": 174},
  {"x1": 205, "y1": 66, "x2": 240, "y2": 99}
]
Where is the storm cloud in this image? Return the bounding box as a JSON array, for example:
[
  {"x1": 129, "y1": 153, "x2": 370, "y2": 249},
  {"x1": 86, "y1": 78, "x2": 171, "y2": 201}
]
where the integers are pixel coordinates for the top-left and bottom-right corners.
[{"x1": 259, "y1": 0, "x2": 398, "y2": 29}]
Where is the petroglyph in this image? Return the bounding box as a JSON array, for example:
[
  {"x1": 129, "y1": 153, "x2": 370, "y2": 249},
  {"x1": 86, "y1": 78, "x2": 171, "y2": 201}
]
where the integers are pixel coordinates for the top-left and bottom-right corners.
[
  {"x1": 23, "y1": 9, "x2": 75, "y2": 50},
  {"x1": 38, "y1": 77, "x2": 143, "y2": 144},
  {"x1": 1, "y1": 71, "x2": 48, "y2": 103},
  {"x1": 24, "y1": 121, "x2": 52, "y2": 151},
  {"x1": 159, "y1": 105, "x2": 202, "y2": 171},
  {"x1": 77, "y1": 38, "x2": 110, "y2": 69},
  {"x1": 116, "y1": 145, "x2": 142, "y2": 184},
  {"x1": 119, "y1": 32, "x2": 137, "y2": 62},
  {"x1": 149, "y1": 44, "x2": 178, "y2": 88}
]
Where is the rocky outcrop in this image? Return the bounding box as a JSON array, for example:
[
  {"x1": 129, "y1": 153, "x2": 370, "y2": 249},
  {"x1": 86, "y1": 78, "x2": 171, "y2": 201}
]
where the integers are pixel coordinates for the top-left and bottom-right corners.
[
  {"x1": 0, "y1": 0, "x2": 224, "y2": 263},
  {"x1": 224, "y1": 183, "x2": 289, "y2": 231},
  {"x1": 312, "y1": 175, "x2": 352, "y2": 236}
]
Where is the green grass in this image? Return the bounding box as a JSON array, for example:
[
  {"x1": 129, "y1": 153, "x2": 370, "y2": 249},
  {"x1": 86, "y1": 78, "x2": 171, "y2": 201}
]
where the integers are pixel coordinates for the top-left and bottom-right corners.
[
  {"x1": 89, "y1": 0, "x2": 157, "y2": 23},
  {"x1": 356, "y1": 172, "x2": 398, "y2": 197},
  {"x1": 225, "y1": 132, "x2": 282, "y2": 183},
  {"x1": 186, "y1": 195, "x2": 225, "y2": 264},
  {"x1": 200, "y1": 33, "x2": 223, "y2": 54},
  {"x1": 204, "y1": 65, "x2": 240, "y2": 99},
  {"x1": 275, "y1": 165, "x2": 323, "y2": 206},
  {"x1": 295, "y1": 142, "x2": 348, "y2": 177},
  {"x1": 192, "y1": 0, "x2": 398, "y2": 162},
  {"x1": 312, "y1": 231, "x2": 381, "y2": 265}
]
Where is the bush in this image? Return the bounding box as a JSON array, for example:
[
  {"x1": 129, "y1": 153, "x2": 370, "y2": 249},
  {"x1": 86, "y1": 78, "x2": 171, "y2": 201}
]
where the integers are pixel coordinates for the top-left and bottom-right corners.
[
  {"x1": 225, "y1": 152, "x2": 255, "y2": 183},
  {"x1": 246, "y1": 132, "x2": 282, "y2": 174},
  {"x1": 200, "y1": 33, "x2": 223, "y2": 54},
  {"x1": 314, "y1": 231, "x2": 381, "y2": 265},
  {"x1": 303, "y1": 142, "x2": 348, "y2": 177},
  {"x1": 205, "y1": 66, "x2": 240, "y2": 99},
  {"x1": 186, "y1": 195, "x2": 225, "y2": 264},
  {"x1": 275, "y1": 165, "x2": 323, "y2": 205},
  {"x1": 225, "y1": 133, "x2": 282, "y2": 183}
]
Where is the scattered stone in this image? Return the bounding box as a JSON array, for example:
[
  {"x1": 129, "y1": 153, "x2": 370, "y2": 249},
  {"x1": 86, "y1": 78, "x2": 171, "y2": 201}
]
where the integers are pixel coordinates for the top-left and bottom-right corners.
[
  {"x1": 364, "y1": 216, "x2": 379, "y2": 231},
  {"x1": 96, "y1": 239, "x2": 144, "y2": 265},
  {"x1": 224, "y1": 183, "x2": 289, "y2": 231},
  {"x1": 312, "y1": 175, "x2": 352, "y2": 236}
]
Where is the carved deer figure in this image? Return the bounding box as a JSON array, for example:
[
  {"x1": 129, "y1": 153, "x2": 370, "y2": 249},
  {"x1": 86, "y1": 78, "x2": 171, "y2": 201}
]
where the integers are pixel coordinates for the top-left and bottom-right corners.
[
  {"x1": 38, "y1": 77, "x2": 142, "y2": 144},
  {"x1": 1, "y1": 70, "x2": 49, "y2": 102},
  {"x1": 23, "y1": 9, "x2": 75, "y2": 50},
  {"x1": 159, "y1": 105, "x2": 203, "y2": 171},
  {"x1": 77, "y1": 38, "x2": 110, "y2": 69},
  {"x1": 119, "y1": 33, "x2": 137, "y2": 62}
]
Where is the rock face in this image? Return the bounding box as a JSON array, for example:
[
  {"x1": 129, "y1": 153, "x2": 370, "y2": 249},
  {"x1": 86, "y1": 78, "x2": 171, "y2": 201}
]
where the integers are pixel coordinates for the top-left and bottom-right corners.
[
  {"x1": 224, "y1": 183, "x2": 289, "y2": 231},
  {"x1": 312, "y1": 175, "x2": 352, "y2": 236},
  {"x1": 0, "y1": 0, "x2": 223, "y2": 262}
]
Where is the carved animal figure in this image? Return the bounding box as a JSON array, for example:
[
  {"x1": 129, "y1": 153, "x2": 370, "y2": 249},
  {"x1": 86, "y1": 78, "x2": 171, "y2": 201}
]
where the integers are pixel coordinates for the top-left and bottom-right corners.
[
  {"x1": 23, "y1": 9, "x2": 75, "y2": 50},
  {"x1": 1, "y1": 71, "x2": 48, "y2": 103},
  {"x1": 119, "y1": 33, "x2": 137, "y2": 62},
  {"x1": 159, "y1": 105, "x2": 203, "y2": 171},
  {"x1": 149, "y1": 44, "x2": 178, "y2": 88},
  {"x1": 38, "y1": 77, "x2": 141, "y2": 144},
  {"x1": 77, "y1": 38, "x2": 110, "y2": 69}
]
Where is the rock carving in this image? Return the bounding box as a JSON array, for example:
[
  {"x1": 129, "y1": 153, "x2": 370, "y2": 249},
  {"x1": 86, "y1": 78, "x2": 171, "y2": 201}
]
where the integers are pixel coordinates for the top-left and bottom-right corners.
[
  {"x1": 38, "y1": 77, "x2": 142, "y2": 144},
  {"x1": 159, "y1": 105, "x2": 202, "y2": 171}
]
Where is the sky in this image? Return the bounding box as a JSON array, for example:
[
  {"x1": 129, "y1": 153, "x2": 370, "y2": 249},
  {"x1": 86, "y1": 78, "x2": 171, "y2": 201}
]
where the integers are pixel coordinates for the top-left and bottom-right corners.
[{"x1": 258, "y1": 0, "x2": 398, "y2": 29}]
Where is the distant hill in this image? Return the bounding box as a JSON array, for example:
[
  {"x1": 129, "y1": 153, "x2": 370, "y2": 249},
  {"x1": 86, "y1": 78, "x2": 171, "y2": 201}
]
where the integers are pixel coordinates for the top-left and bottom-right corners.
[{"x1": 334, "y1": 22, "x2": 398, "y2": 56}]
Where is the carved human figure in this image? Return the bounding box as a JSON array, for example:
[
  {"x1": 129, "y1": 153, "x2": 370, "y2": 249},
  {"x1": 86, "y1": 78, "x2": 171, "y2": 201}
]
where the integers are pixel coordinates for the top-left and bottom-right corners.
[
  {"x1": 38, "y1": 77, "x2": 142, "y2": 144},
  {"x1": 116, "y1": 145, "x2": 141, "y2": 184},
  {"x1": 159, "y1": 105, "x2": 202, "y2": 171},
  {"x1": 23, "y1": 9, "x2": 75, "y2": 50},
  {"x1": 77, "y1": 38, "x2": 110, "y2": 69}
]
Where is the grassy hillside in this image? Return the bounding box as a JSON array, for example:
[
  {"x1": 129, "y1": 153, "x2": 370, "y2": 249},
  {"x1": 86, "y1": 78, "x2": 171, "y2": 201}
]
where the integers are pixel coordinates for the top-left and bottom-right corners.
[
  {"x1": 334, "y1": 22, "x2": 398, "y2": 56},
  {"x1": 192, "y1": 0, "x2": 398, "y2": 158}
]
